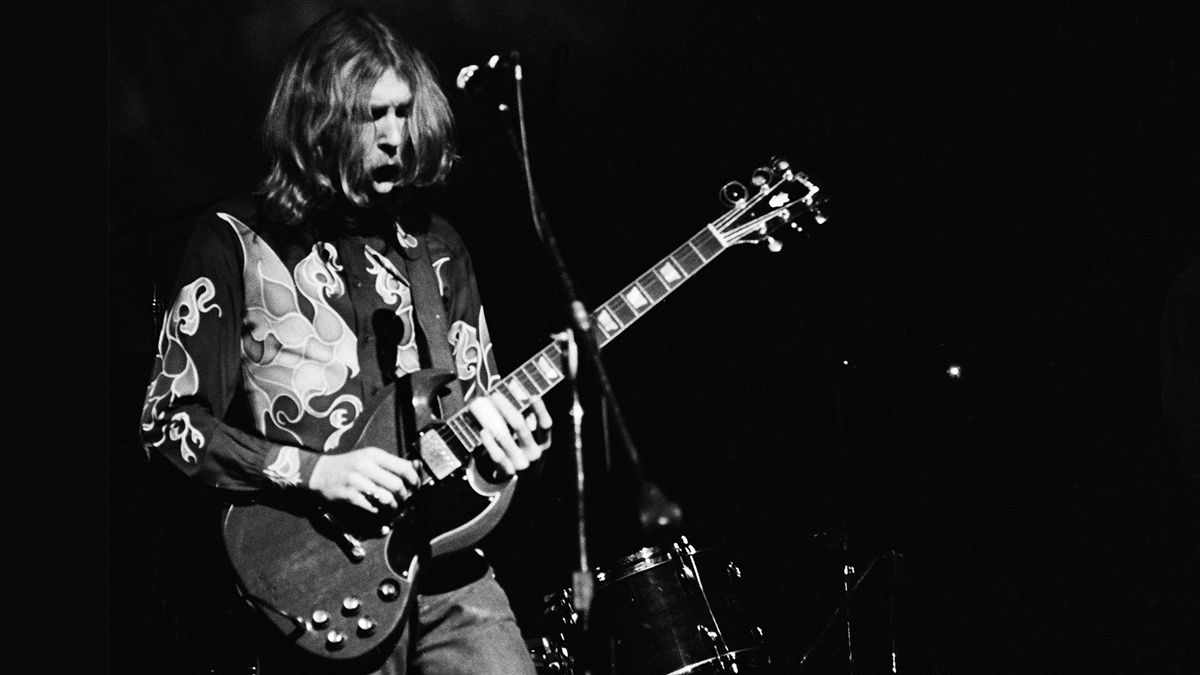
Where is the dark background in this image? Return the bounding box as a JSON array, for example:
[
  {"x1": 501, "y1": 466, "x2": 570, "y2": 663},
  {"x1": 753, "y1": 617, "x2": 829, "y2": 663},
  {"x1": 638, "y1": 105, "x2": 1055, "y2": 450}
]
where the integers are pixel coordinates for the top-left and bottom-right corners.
[{"x1": 109, "y1": 1, "x2": 1199, "y2": 672}]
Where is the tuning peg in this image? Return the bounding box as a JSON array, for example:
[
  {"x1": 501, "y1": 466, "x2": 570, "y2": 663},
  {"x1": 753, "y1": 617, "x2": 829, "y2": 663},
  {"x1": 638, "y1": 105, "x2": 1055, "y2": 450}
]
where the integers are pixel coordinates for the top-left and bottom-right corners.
[
  {"x1": 751, "y1": 166, "x2": 773, "y2": 187},
  {"x1": 771, "y1": 157, "x2": 790, "y2": 174},
  {"x1": 811, "y1": 206, "x2": 828, "y2": 225},
  {"x1": 766, "y1": 236, "x2": 783, "y2": 252},
  {"x1": 720, "y1": 180, "x2": 747, "y2": 206}
]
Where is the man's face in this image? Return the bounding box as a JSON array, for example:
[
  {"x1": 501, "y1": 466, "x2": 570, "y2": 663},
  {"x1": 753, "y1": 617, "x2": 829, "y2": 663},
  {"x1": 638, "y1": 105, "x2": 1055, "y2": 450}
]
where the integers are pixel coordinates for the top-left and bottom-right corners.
[{"x1": 362, "y1": 68, "x2": 413, "y2": 198}]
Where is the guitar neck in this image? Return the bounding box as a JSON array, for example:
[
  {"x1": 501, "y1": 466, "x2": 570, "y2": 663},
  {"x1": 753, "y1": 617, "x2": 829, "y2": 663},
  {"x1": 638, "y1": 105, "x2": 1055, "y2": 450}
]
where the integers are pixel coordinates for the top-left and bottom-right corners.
[{"x1": 441, "y1": 223, "x2": 730, "y2": 449}]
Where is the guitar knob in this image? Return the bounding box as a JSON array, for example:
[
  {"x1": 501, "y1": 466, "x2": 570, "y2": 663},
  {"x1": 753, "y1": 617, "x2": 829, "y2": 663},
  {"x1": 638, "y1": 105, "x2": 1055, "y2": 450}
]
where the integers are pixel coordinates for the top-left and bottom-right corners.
[
  {"x1": 720, "y1": 181, "x2": 747, "y2": 206},
  {"x1": 311, "y1": 609, "x2": 330, "y2": 627},
  {"x1": 326, "y1": 630, "x2": 347, "y2": 650},
  {"x1": 356, "y1": 616, "x2": 377, "y2": 636},
  {"x1": 342, "y1": 596, "x2": 362, "y2": 615},
  {"x1": 379, "y1": 580, "x2": 400, "y2": 601}
]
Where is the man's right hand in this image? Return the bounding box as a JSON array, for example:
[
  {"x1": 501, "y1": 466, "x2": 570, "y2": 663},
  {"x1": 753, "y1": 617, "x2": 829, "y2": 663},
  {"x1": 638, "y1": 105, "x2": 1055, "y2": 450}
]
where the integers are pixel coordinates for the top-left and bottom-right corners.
[{"x1": 308, "y1": 447, "x2": 422, "y2": 513}]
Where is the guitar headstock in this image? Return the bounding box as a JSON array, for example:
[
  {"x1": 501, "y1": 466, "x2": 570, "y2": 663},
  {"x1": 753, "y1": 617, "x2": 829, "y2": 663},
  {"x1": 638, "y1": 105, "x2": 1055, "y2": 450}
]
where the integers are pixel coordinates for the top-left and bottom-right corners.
[{"x1": 713, "y1": 157, "x2": 827, "y2": 252}]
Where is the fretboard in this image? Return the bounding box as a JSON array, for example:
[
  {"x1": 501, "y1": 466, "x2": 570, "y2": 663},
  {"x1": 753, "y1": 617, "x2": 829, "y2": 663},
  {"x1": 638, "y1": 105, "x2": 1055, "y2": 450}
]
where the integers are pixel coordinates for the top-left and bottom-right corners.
[{"x1": 438, "y1": 223, "x2": 729, "y2": 452}]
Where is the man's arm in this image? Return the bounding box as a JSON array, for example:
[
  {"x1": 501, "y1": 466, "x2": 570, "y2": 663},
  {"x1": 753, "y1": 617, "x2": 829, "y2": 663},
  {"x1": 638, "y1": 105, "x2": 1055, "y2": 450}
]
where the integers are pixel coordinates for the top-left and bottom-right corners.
[{"x1": 138, "y1": 215, "x2": 322, "y2": 492}]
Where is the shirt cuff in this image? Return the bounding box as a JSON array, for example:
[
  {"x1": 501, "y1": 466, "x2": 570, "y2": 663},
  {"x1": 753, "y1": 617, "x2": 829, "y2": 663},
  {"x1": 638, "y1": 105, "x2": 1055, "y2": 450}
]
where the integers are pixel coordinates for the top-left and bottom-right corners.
[{"x1": 263, "y1": 445, "x2": 322, "y2": 489}]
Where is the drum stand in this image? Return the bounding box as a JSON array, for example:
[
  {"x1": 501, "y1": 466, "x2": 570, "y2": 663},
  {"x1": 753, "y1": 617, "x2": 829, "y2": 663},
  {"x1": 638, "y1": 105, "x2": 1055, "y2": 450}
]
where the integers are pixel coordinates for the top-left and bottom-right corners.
[
  {"x1": 796, "y1": 546, "x2": 902, "y2": 673},
  {"x1": 792, "y1": 357, "x2": 903, "y2": 674}
]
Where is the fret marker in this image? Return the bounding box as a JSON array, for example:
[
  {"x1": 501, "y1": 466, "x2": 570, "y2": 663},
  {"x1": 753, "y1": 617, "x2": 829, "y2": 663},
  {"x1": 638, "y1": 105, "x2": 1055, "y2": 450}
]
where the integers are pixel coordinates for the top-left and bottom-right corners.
[
  {"x1": 535, "y1": 356, "x2": 562, "y2": 382},
  {"x1": 506, "y1": 379, "x2": 531, "y2": 403},
  {"x1": 597, "y1": 309, "x2": 620, "y2": 333},
  {"x1": 623, "y1": 286, "x2": 649, "y2": 309},
  {"x1": 658, "y1": 262, "x2": 682, "y2": 283}
]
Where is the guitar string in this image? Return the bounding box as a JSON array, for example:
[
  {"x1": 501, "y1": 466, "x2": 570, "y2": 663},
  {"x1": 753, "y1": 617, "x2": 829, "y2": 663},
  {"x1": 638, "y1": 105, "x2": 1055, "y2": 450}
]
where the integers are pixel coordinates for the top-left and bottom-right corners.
[{"x1": 435, "y1": 343, "x2": 565, "y2": 455}]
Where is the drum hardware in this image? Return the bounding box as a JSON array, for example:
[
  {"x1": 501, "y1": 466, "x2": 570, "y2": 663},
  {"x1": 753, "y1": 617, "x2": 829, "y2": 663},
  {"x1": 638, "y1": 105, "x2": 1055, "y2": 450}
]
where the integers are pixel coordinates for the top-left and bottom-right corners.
[
  {"x1": 542, "y1": 587, "x2": 580, "y2": 630},
  {"x1": 679, "y1": 564, "x2": 695, "y2": 583},
  {"x1": 528, "y1": 634, "x2": 575, "y2": 675}
]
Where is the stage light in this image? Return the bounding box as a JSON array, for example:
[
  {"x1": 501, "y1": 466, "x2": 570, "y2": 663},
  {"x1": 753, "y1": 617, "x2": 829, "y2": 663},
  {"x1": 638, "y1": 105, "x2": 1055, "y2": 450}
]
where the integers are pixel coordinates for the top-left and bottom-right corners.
[{"x1": 946, "y1": 364, "x2": 962, "y2": 379}]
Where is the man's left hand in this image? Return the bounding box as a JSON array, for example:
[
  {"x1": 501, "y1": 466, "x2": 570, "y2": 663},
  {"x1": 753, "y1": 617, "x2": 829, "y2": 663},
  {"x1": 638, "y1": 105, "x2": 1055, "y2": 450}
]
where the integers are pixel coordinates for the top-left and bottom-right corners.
[{"x1": 467, "y1": 393, "x2": 552, "y2": 477}]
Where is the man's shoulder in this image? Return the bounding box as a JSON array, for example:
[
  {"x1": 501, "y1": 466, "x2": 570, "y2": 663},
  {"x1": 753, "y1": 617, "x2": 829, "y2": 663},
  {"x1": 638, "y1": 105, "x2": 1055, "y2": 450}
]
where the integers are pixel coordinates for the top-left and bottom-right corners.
[
  {"x1": 189, "y1": 193, "x2": 298, "y2": 248},
  {"x1": 203, "y1": 194, "x2": 267, "y2": 230},
  {"x1": 427, "y1": 210, "x2": 468, "y2": 256}
]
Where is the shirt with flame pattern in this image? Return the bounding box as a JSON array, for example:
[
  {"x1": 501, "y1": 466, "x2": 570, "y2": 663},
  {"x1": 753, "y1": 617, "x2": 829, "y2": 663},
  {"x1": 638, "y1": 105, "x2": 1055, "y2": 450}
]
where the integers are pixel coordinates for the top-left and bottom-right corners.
[{"x1": 139, "y1": 195, "x2": 501, "y2": 492}]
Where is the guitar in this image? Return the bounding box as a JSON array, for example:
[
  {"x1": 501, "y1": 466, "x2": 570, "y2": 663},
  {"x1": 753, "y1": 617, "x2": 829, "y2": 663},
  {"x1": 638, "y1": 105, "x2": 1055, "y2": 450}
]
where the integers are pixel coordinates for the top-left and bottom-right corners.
[{"x1": 221, "y1": 158, "x2": 827, "y2": 661}]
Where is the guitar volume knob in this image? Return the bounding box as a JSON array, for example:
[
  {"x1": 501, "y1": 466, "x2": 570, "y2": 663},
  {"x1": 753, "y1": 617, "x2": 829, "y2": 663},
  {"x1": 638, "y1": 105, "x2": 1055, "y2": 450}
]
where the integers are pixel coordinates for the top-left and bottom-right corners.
[
  {"x1": 311, "y1": 609, "x2": 330, "y2": 627},
  {"x1": 379, "y1": 580, "x2": 400, "y2": 601},
  {"x1": 326, "y1": 630, "x2": 347, "y2": 650},
  {"x1": 342, "y1": 596, "x2": 362, "y2": 615},
  {"x1": 356, "y1": 616, "x2": 377, "y2": 636}
]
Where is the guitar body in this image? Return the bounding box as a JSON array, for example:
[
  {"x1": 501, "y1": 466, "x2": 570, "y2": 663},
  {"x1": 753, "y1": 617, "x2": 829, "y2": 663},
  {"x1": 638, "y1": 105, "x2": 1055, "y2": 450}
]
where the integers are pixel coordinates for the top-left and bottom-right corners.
[{"x1": 222, "y1": 372, "x2": 517, "y2": 661}]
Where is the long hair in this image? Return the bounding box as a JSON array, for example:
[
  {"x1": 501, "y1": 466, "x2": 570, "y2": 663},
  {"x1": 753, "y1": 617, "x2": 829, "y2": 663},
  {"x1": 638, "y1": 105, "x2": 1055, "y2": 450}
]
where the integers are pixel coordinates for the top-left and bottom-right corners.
[{"x1": 259, "y1": 7, "x2": 456, "y2": 225}]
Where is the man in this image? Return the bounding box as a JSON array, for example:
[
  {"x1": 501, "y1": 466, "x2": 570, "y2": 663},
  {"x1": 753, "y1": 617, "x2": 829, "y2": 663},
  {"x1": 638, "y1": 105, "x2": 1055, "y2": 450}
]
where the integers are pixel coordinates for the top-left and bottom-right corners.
[{"x1": 139, "y1": 7, "x2": 551, "y2": 673}]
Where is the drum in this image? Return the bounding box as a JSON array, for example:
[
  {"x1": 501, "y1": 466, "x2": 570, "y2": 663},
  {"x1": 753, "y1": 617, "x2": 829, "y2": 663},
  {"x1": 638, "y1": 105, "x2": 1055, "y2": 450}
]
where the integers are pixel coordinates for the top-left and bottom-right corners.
[{"x1": 546, "y1": 536, "x2": 770, "y2": 675}]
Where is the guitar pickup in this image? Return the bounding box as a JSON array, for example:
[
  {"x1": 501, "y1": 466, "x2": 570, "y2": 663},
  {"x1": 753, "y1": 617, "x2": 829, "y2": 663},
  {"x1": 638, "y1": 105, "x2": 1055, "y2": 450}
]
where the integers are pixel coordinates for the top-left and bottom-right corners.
[{"x1": 418, "y1": 429, "x2": 463, "y2": 481}]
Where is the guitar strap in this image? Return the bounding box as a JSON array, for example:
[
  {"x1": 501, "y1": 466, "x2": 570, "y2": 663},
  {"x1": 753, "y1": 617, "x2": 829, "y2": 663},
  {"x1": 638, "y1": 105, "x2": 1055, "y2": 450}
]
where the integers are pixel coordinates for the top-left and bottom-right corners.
[{"x1": 404, "y1": 233, "x2": 466, "y2": 416}]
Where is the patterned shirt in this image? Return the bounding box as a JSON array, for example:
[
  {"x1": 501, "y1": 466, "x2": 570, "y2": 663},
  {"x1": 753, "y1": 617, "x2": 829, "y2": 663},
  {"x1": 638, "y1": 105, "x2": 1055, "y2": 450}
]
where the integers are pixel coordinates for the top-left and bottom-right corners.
[{"x1": 139, "y1": 194, "x2": 501, "y2": 492}]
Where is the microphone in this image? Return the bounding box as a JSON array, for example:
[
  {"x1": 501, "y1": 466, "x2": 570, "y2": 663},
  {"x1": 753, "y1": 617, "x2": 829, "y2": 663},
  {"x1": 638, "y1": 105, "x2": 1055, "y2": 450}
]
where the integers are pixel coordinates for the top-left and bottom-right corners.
[{"x1": 456, "y1": 51, "x2": 521, "y2": 100}]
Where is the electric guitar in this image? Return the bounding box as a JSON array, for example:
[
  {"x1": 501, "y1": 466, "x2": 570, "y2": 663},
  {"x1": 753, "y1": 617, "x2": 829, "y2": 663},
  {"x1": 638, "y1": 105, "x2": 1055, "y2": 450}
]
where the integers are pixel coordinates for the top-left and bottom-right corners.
[{"x1": 221, "y1": 158, "x2": 827, "y2": 661}]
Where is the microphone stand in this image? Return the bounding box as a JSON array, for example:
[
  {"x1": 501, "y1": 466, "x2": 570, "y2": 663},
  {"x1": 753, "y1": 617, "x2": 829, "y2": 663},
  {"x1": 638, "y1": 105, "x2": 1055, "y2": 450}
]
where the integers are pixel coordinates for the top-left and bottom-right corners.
[{"x1": 471, "y1": 53, "x2": 683, "y2": 664}]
